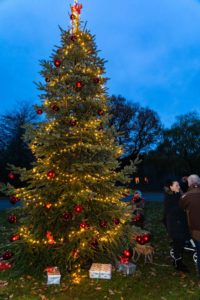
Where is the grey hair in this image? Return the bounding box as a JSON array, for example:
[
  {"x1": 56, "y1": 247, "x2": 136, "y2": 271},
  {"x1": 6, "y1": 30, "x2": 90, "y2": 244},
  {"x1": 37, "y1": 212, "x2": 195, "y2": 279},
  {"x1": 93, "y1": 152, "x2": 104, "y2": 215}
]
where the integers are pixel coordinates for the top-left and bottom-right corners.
[{"x1": 187, "y1": 174, "x2": 200, "y2": 187}]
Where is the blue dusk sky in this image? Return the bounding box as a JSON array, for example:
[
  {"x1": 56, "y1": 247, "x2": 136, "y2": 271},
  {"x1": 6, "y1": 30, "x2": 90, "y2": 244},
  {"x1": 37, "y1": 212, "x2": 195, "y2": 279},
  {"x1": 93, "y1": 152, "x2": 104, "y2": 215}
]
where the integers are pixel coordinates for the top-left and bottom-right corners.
[{"x1": 0, "y1": 0, "x2": 200, "y2": 126}]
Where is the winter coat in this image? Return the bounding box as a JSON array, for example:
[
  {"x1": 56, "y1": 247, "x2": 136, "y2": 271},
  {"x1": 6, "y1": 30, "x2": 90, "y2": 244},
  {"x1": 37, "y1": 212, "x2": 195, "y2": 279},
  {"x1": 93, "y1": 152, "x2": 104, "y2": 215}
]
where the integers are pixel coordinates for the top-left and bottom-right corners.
[
  {"x1": 180, "y1": 185, "x2": 200, "y2": 241},
  {"x1": 163, "y1": 187, "x2": 190, "y2": 240},
  {"x1": 179, "y1": 180, "x2": 188, "y2": 193}
]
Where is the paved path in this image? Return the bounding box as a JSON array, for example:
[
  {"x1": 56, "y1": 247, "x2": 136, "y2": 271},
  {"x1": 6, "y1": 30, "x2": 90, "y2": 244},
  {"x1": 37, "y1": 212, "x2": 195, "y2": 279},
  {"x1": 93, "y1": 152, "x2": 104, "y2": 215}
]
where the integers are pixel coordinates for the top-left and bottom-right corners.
[
  {"x1": 144, "y1": 192, "x2": 163, "y2": 202},
  {"x1": 0, "y1": 192, "x2": 163, "y2": 210}
]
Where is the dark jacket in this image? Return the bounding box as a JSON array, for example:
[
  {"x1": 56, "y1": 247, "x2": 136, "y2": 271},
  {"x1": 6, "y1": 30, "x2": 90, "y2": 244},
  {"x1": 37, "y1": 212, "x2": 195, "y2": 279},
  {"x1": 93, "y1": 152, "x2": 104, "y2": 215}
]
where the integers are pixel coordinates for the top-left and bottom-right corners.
[
  {"x1": 163, "y1": 187, "x2": 190, "y2": 240},
  {"x1": 180, "y1": 185, "x2": 200, "y2": 240},
  {"x1": 179, "y1": 180, "x2": 188, "y2": 193}
]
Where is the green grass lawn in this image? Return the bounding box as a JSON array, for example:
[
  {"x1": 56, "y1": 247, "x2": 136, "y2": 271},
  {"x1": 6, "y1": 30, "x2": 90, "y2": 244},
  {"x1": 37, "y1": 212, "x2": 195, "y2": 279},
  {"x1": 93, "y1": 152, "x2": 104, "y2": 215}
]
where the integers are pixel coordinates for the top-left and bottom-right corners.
[{"x1": 0, "y1": 202, "x2": 200, "y2": 300}]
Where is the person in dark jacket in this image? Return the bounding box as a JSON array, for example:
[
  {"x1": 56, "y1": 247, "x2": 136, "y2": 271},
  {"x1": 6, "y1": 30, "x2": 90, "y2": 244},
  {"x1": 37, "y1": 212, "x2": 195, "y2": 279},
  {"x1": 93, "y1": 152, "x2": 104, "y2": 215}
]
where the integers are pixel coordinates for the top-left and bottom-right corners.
[
  {"x1": 179, "y1": 176, "x2": 189, "y2": 193},
  {"x1": 163, "y1": 179, "x2": 190, "y2": 272},
  {"x1": 180, "y1": 174, "x2": 200, "y2": 277}
]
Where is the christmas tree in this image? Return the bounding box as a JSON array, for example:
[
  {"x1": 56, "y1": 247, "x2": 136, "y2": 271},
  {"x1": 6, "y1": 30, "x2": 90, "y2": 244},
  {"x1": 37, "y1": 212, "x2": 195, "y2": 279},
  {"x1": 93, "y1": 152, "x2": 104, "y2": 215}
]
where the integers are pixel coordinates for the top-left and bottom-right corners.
[{"x1": 1, "y1": 1, "x2": 138, "y2": 275}]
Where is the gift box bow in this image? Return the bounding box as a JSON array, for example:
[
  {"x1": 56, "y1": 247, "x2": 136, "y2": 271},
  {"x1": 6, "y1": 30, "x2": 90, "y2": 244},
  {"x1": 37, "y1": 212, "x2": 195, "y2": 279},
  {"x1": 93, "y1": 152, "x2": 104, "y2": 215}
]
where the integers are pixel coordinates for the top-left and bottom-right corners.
[
  {"x1": 118, "y1": 256, "x2": 129, "y2": 264},
  {"x1": 44, "y1": 267, "x2": 58, "y2": 273}
]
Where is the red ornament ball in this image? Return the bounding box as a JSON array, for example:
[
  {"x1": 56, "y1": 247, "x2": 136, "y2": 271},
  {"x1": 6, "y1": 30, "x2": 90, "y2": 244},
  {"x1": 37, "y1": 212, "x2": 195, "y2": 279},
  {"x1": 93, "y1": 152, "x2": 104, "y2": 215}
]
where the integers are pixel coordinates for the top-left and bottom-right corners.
[
  {"x1": 10, "y1": 234, "x2": 20, "y2": 242},
  {"x1": 80, "y1": 221, "x2": 89, "y2": 229},
  {"x1": 69, "y1": 119, "x2": 77, "y2": 127},
  {"x1": 143, "y1": 233, "x2": 150, "y2": 243},
  {"x1": 123, "y1": 249, "x2": 132, "y2": 258},
  {"x1": 90, "y1": 238, "x2": 99, "y2": 249},
  {"x1": 10, "y1": 196, "x2": 20, "y2": 205},
  {"x1": 132, "y1": 195, "x2": 142, "y2": 203},
  {"x1": 99, "y1": 220, "x2": 108, "y2": 228},
  {"x1": 71, "y1": 248, "x2": 78, "y2": 258},
  {"x1": 0, "y1": 262, "x2": 12, "y2": 270},
  {"x1": 54, "y1": 59, "x2": 61, "y2": 67},
  {"x1": 70, "y1": 35, "x2": 77, "y2": 42},
  {"x1": 8, "y1": 214, "x2": 17, "y2": 224},
  {"x1": 63, "y1": 211, "x2": 73, "y2": 221},
  {"x1": 132, "y1": 214, "x2": 142, "y2": 223},
  {"x1": 8, "y1": 172, "x2": 15, "y2": 180},
  {"x1": 37, "y1": 108, "x2": 43, "y2": 115},
  {"x1": 74, "y1": 204, "x2": 83, "y2": 214},
  {"x1": 136, "y1": 235, "x2": 145, "y2": 245},
  {"x1": 51, "y1": 104, "x2": 59, "y2": 112},
  {"x1": 97, "y1": 108, "x2": 104, "y2": 116},
  {"x1": 93, "y1": 77, "x2": 100, "y2": 84},
  {"x1": 70, "y1": 14, "x2": 76, "y2": 20},
  {"x1": 47, "y1": 170, "x2": 56, "y2": 179},
  {"x1": 2, "y1": 250, "x2": 13, "y2": 260},
  {"x1": 113, "y1": 218, "x2": 120, "y2": 225},
  {"x1": 75, "y1": 81, "x2": 83, "y2": 89}
]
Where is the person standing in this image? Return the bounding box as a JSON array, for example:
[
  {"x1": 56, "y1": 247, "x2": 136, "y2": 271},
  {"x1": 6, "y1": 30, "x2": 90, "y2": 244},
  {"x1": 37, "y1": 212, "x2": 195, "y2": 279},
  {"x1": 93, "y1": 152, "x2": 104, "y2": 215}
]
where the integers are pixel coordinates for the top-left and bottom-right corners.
[
  {"x1": 163, "y1": 179, "x2": 190, "y2": 272},
  {"x1": 180, "y1": 174, "x2": 200, "y2": 278},
  {"x1": 180, "y1": 175, "x2": 189, "y2": 193}
]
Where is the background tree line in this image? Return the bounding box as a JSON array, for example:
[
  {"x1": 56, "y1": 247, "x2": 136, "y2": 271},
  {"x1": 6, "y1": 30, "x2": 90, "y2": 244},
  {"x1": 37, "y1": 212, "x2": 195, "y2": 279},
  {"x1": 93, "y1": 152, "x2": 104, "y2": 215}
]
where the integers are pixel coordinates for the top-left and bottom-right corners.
[
  {"x1": 0, "y1": 97, "x2": 199, "y2": 191},
  {"x1": 0, "y1": 103, "x2": 36, "y2": 185},
  {"x1": 109, "y1": 96, "x2": 200, "y2": 190}
]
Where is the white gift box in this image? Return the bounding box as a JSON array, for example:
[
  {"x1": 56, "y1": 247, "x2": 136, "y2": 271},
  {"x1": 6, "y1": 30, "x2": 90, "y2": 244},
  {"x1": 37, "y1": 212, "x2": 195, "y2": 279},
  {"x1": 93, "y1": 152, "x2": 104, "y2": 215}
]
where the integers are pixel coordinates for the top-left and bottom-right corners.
[
  {"x1": 117, "y1": 262, "x2": 136, "y2": 276},
  {"x1": 89, "y1": 263, "x2": 112, "y2": 279},
  {"x1": 47, "y1": 267, "x2": 61, "y2": 285}
]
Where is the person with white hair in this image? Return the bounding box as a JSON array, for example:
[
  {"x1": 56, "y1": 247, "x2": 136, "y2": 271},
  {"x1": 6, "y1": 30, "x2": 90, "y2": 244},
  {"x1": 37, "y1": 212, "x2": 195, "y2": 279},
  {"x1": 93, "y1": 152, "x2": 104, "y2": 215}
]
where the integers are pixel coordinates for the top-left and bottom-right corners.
[{"x1": 180, "y1": 174, "x2": 200, "y2": 277}]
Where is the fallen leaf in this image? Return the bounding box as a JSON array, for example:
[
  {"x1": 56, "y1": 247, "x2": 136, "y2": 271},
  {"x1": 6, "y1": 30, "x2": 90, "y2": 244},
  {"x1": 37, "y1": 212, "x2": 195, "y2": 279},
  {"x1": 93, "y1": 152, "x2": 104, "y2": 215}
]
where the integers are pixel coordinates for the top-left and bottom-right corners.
[
  {"x1": 108, "y1": 288, "x2": 115, "y2": 295},
  {"x1": 39, "y1": 295, "x2": 48, "y2": 300},
  {"x1": 0, "y1": 280, "x2": 8, "y2": 288}
]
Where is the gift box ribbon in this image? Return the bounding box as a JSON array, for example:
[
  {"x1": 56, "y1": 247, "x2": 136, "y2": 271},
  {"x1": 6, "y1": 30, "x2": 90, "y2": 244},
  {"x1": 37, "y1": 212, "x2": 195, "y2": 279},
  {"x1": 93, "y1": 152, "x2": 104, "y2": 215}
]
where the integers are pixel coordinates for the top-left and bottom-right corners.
[
  {"x1": 44, "y1": 267, "x2": 57, "y2": 273},
  {"x1": 118, "y1": 256, "x2": 129, "y2": 264}
]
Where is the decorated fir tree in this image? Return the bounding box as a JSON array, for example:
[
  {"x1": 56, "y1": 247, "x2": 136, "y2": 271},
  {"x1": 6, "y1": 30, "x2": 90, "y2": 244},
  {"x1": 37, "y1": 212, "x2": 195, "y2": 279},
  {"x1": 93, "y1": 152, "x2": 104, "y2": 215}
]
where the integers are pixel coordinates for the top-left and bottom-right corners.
[{"x1": 1, "y1": 1, "x2": 140, "y2": 275}]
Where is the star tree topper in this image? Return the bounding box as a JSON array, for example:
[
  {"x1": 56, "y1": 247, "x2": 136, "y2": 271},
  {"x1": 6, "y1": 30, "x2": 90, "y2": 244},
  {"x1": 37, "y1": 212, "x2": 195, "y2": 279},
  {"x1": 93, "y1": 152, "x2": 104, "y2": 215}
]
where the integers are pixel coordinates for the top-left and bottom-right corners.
[{"x1": 70, "y1": 0, "x2": 83, "y2": 32}]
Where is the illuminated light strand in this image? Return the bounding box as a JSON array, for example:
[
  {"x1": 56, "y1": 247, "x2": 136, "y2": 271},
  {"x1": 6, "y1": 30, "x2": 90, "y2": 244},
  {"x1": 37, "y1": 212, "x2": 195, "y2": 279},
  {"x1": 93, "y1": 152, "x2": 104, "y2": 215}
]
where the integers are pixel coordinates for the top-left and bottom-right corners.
[
  {"x1": 47, "y1": 144, "x2": 119, "y2": 159},
  {"x1": 19, "y1": 224, "x2": 125, "y2": 246},
  {"x1": 33, "y1": 196, "x2": 125, "y2": 208},
  {"x1": 31, "y1": 140, "x2": 123, "y2": 159},
  {"x1": 15, "y1": 188, "x2": 128, "y2": 208},
  {"x1": 19, "y1": 227, "x2": 64, "y2": 245},
  {"x1": 28, "y1": 167, "x2": 120, "y2": 184},
  {"x1": 31, "y1": 144, "x2": 123, "y2": 160},
  {"x1": 44, "y1": 144, "x2": 116, "y2": 159},
  {"x1": 71, "y1": 264, "x2": 84, "y2": 285}
]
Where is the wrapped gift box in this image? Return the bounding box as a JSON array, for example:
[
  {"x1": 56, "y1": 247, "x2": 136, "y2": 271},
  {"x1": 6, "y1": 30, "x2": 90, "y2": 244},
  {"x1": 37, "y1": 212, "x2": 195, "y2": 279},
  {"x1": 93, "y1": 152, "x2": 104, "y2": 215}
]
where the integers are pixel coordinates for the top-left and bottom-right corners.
[
  {"x1": 89, "y1": 263, "x2": 112, "y2": 279},
  {"x1": 117, "y1": 262, "x2": 136, "y2": 276},
  {"x1": 46, "y1": 267, "x2": 61, "y2": 284}
]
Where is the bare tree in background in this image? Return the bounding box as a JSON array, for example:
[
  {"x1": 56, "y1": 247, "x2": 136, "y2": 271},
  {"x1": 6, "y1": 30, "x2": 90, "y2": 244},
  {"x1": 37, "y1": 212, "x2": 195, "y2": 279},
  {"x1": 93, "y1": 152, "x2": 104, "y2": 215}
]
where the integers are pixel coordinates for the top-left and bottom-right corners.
[{"x1": 109, "y1": 95, "x2": 163, "y2": 167}]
